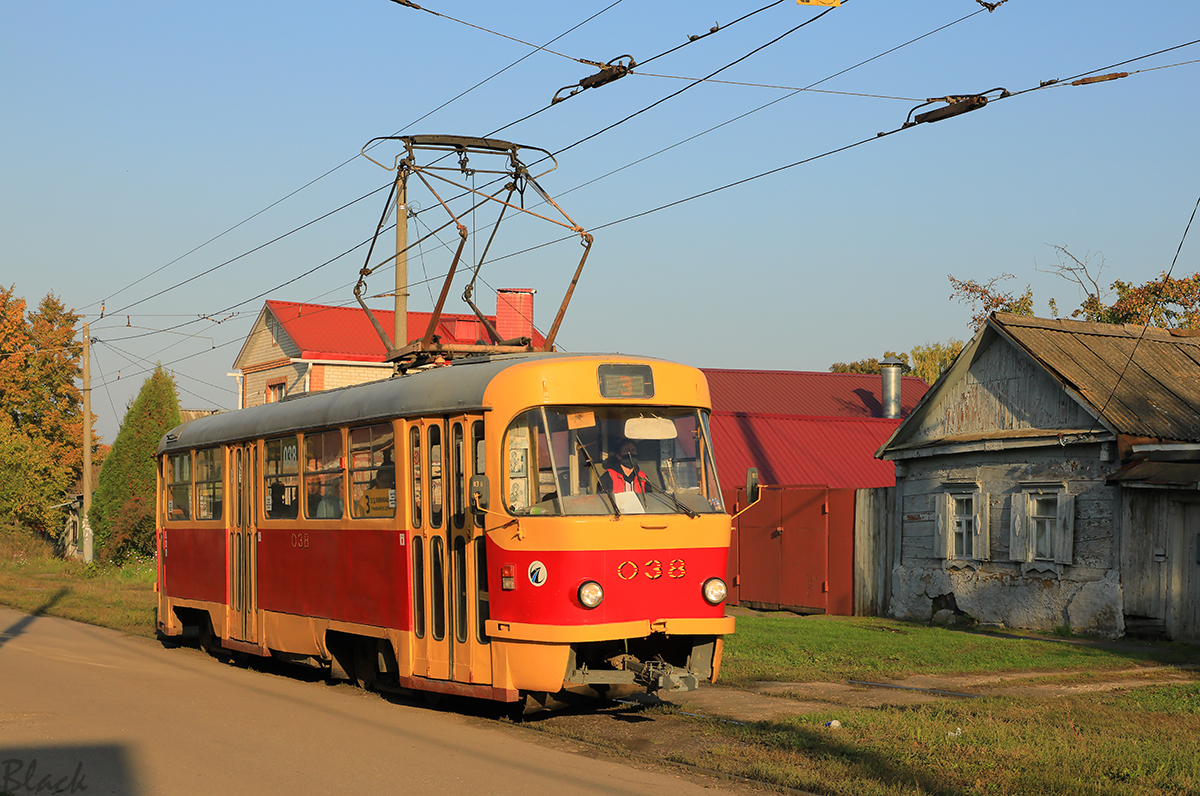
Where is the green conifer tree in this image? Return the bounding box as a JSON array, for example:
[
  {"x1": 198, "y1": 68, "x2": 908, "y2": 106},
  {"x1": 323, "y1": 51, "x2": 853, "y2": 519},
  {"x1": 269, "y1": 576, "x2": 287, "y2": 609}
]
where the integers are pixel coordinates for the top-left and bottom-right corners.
[{"x1": 89, "y1": 366, "x2": 181, "y2": 560}]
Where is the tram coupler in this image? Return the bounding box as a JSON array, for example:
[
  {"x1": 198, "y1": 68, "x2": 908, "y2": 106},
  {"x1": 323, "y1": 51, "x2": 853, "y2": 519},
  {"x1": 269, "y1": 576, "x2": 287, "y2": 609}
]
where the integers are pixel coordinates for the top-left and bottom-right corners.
[{"x1": 622, "y1": 658, "x2": 700, "y2": 693}]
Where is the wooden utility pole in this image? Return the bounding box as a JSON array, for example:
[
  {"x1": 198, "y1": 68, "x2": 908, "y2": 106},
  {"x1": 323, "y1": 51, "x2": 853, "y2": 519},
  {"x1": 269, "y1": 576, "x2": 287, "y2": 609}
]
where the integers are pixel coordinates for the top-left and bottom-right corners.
[
  {"x1": 81, "y1": 323, "x2": 94, "y2": 562},
  {"x1": 394, "y1": 174, "x2": 408, "y2": 350}
]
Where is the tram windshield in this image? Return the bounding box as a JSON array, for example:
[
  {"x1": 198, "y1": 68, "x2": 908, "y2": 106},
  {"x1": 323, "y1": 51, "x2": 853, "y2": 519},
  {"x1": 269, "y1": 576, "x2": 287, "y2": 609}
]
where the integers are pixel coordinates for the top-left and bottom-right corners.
[{"x1": 502, "y1": 406, "x2": 724, "y2": 517}]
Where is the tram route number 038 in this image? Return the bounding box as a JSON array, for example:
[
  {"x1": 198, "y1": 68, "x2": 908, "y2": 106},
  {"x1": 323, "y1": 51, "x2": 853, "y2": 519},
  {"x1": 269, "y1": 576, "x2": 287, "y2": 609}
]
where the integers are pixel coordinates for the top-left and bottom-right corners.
[
  {"x1": 290, "y1": 533, "x2": 310, "y2": 549},
  {"x1": 617, "y1": 559, "x2": 685, "y2": 581}
]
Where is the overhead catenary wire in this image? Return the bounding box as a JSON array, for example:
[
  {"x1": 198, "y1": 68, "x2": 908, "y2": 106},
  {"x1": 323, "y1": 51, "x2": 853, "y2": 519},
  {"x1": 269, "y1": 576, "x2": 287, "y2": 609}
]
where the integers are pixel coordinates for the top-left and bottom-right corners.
[
  {"x1": 87, "y1": 2, "x2": 627, "y2": 318},
  {"x1": 89, "y1": 0, "x2": 945, "y2": 328},
  {"x1": 85, "y1": 18, "x2": 1200, "y2": 399}
]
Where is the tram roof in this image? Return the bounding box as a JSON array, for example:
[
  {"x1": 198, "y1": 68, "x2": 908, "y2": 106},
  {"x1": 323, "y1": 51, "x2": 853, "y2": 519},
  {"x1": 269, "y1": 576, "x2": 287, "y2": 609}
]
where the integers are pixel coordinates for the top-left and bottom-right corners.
[{"x1": 157, "y1": 352, "x2": 565, "y2": 454}]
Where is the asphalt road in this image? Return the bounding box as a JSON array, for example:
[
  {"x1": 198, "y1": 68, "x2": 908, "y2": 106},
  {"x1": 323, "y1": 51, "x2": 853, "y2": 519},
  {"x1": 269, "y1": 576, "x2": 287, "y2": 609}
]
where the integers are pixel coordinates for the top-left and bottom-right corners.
[{"x1": 0, "y1": 606, "x2": 737, "y2": 795}]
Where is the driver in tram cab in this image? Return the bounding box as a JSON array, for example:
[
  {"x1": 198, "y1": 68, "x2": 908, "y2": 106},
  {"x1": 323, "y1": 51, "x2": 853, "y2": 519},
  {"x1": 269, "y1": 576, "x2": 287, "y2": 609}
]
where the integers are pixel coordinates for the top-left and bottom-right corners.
[{"x1": 600, "y1": 440, "x2": 648, "y2": 494}]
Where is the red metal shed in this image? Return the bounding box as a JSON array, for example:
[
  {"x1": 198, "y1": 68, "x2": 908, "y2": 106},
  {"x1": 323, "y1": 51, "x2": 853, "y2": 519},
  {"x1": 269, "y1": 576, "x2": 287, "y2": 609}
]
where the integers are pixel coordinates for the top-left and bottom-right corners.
[{"x1": 702, "y1": 369, "x2": 928, "y2": 615}]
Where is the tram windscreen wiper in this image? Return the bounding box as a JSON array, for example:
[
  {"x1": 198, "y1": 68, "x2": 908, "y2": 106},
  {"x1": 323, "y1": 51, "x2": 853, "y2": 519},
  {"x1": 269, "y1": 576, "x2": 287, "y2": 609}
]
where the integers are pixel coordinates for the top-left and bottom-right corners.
[
  {"x1": 577, "y1": 441, "x2": 620, "y2": 517},
  {"x1": 642, "y1": 479, "x2": 697, "y2": 518}
]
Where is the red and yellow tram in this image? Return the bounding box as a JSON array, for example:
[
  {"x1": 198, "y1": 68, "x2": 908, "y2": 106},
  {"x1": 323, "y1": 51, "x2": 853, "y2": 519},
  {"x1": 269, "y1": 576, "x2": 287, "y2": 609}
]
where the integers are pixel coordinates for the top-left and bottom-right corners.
[{"x1": 155, "y1": 352, "x2": 741, "y2": 709}]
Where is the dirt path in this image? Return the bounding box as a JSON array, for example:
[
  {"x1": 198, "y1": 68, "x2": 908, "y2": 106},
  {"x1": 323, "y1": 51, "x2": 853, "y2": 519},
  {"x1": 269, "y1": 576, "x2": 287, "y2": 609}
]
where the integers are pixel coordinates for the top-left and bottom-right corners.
[{"x1": 657, "y1": 665, "x2": 1200, "y2": 722}]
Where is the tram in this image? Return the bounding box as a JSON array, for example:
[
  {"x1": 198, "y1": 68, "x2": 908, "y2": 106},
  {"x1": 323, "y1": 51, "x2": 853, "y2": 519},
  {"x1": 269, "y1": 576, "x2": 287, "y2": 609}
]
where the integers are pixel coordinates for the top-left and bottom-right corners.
[{"x1": 155, "y1": 352, "x2": 753, "y2": 709}]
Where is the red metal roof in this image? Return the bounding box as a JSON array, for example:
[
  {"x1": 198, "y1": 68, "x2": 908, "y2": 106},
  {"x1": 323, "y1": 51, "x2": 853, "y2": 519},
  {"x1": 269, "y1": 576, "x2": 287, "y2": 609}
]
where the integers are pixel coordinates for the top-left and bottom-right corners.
[
  {"x1": 265, "y1": 300, "x2": 545, "y2": 363},
  {"x1": 702, "y1": 368, "x2": 928, "y2": 419},
  {"x1": 703, "y1": 369, "x2": 930, "y2": 489},
  {"x1": 710, "y1": 413, "x2": 904, "y2": 489}
]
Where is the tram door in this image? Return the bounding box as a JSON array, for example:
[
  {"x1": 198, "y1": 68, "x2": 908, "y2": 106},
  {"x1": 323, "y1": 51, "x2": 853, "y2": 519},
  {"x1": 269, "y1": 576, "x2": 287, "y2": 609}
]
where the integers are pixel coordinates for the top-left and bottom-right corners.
[
  {"x1": 411, "y1": 419, "x2": 450, "y2": 680},
  {"x1": 449, "y1": 415, "x2": 491, "y2": 684},
  {"x1": 228, "y1": 443, "x2": 259, "y2": 643}
]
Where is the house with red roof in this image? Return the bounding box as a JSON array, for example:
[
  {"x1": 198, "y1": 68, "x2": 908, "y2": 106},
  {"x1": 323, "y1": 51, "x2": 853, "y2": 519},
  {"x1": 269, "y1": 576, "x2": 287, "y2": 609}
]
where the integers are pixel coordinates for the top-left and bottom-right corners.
[{"x1": 231, "y1": 290, "x2": 540, "y2": 407}]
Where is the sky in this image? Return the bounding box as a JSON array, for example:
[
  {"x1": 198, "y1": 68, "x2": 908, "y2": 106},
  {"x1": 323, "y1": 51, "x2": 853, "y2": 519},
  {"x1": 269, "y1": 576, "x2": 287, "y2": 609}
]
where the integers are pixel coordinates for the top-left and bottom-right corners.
[{"x1": 3, "y1": 1, "x2": 1198, "y2": 443}]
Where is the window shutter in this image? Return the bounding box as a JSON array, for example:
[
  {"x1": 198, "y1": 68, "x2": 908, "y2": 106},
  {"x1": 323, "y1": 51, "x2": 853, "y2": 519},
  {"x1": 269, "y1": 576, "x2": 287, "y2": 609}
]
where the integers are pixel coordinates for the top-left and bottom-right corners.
[
  {"x1": 1055, "y1": 494, "x2": 1075, "y2": 565},
  {"x1": 1009, "y1": 492, "x2": 1029, "y2": 562},
  {"x1": 935, "y1": 492, "x2": 948, "y2": 560},
  {"x1": 973, "y1": 490, "x2": 991, "y2": 562}
]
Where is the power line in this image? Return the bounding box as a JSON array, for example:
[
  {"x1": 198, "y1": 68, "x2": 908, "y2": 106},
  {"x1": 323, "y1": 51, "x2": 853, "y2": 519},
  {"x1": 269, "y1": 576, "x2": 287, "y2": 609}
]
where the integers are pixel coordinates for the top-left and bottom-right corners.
[
  {"x1": 86, "y1": 2, "x2": 628, "y2": 319},
  {"x1": 87, "y1": 344, "x2": 123, "y2": 429},
  {"x1": 554, "y1": 5, "x2": 839, "y2": 157},
  {"x1": 1089, "y1": 190, "x2": 1200, "y2": 426},
  {"x1": 634, "y1": 72, "x2": 923, "y2": 102},
  {"x1": 88, "y1": 20, "x2": 1199, "y2": 371},
  {"x1": 106, "y1": 181, "x2": 392, "y2": 316}
]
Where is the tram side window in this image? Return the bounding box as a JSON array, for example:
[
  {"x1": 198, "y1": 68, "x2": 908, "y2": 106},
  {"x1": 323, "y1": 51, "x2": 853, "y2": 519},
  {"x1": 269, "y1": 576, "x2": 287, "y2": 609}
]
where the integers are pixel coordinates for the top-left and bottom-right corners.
[
  {"x1": 428, "y1": 424, "x2": 443, "y2": 528},
  {"x1": 350, "y1": 423, "x2": 396, "y2": 519},
  {"x1": 472, "y1": 421, "x2": 485, "y2": 476},
  {"x1": 166, "y1": 452, "x2": 192, "y2": 521},
  {"x1": 305, "y1": 430, "x2": 344, "y2": 520},
  {"x1": 410, "y1": 427, "x2": 422, "y2": 528},
  {"x1": 194, "y1": 448, "x2": 224, "y2": 521},
  {"x1": 264, "y1": 436, "x2": 300, "y2": 520}
]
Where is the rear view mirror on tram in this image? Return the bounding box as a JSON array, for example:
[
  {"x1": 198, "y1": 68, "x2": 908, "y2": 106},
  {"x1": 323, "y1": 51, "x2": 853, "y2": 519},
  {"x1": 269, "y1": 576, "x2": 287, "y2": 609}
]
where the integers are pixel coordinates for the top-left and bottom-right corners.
[
  {"x1": 469, "y1": 474, "x2": 490, "y2": 514},
  {"x1": 623, "y1": 416, "x2": 677, "y2": 440},
  {"x1": 746, "y1": 467, "x2": 761, "y2": 504}
]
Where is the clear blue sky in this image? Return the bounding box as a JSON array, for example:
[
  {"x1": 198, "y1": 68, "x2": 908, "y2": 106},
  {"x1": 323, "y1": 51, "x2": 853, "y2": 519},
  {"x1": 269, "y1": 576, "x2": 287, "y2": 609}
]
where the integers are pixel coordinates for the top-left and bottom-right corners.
[{"x1": 3, "y1": 1, "x2": 1198, "y2": 442}]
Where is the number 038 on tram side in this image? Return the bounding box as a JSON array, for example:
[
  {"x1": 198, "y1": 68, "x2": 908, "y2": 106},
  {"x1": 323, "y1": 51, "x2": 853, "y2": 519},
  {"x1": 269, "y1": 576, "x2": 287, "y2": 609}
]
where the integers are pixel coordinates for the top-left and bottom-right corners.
[{"x1": 155, "y1": 352, "x2": 753, "y2": 710}]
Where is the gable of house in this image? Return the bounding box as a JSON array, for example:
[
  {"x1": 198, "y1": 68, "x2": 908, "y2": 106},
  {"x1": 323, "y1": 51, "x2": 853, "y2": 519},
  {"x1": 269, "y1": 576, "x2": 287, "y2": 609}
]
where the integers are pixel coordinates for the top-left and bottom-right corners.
[
  {"x1": 895, "y1": 329, "x2": 1097, "y2": 450},
  {"x1": 233, "y1": 306, "x2": 302, "y2": 373}
]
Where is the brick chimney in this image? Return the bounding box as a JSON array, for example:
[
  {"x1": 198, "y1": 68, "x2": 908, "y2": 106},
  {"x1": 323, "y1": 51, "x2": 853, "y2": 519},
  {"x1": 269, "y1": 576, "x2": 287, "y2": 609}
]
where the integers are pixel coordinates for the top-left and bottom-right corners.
[{"x1": 496, "y1": 289, "x2": 535, "y2": 341}]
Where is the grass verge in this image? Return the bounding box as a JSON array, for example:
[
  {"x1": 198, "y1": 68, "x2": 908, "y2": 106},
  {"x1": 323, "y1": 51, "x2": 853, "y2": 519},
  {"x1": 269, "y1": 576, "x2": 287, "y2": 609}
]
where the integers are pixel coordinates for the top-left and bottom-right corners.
[
  {"x1": 722, "y1": 614, "x2": 1197, "y2": 685},
  {"x1": 668, "y1": 683, "x2": 1200, "y2": 795},
  {"x1": 0, "y1": 525, "x2": 156, "y2": 637}
]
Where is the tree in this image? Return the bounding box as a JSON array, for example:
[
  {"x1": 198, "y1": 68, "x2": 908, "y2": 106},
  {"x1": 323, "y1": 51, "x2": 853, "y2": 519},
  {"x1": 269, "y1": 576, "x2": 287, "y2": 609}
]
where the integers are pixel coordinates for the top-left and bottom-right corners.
[
  {"x1": 947, "y1": 273, "x2": 1035, "y2": 331},
  {"x1": 910, "y1": 339, "x2": 964, "y2": 386},
  {"x1": 951, "y1": 245, "x2": 1200, "y2": 332},
  {"x1": 829, "y1": 342, "x2": 964, "y2": 387},
  {"x1": 829, "y1": 351, "x2": 911, "y2": 375},
  {"x1": 0, "y1": 286, "x2": 87, "y2": 535},
  {"x1": 90, "y1": 366, "x2": 181, "y2": 561}
]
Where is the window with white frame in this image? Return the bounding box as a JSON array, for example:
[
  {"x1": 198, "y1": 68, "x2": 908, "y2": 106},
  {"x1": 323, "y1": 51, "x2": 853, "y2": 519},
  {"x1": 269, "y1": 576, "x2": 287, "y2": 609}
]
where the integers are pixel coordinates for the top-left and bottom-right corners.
[
  {"x1": 266, "y1": 381, "x2": 286, "y2": 403},
  {"x1": 936, "y1": 487, "x2": 989, "y2": 565},
  {"x1": 1010, "y1": 486, "x2": 1074, "y2": 569}
]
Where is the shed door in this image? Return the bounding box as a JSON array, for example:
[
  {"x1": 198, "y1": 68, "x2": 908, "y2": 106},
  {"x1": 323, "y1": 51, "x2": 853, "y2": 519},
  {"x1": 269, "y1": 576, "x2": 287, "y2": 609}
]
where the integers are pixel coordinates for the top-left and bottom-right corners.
[
  {"x1": 1121, "y1": 491, "x2": 1171, "y2": 634},
  {"x1": 779, "y1": 488, "x2": 829, "y2": 613},
  {"x1": 736, "y1": 487, "x2": 783, "y2": 606}
]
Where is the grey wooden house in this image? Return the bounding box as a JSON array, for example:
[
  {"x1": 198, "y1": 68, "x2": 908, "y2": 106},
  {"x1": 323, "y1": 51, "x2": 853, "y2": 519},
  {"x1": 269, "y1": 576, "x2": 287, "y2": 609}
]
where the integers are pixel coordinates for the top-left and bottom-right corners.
[{"x1": 877, "y1": 313, "x2": 1200, "y2": 641}]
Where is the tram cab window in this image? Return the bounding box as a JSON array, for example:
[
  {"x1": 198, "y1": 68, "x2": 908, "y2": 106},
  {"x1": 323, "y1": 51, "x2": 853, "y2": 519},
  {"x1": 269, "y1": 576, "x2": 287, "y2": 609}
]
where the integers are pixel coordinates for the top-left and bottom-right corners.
[
  {"x1": 264, "y1": 436, "x2": 300, "y2": 520},
  {"x1": 502, "y1": 407, "x2": 725, "y2": 517},
  {"x1": 166, "y1": 452, "x2": 192, "y2": 522},
  {"x1": 350, "y1": 423, "x2": 396, "y2": 519},
  {"x1": 194, "y1": 448, "x2": 224, "y2": 521},
  {"x1": 304, "y1": 430, "x2": 344, "y2": 520}
]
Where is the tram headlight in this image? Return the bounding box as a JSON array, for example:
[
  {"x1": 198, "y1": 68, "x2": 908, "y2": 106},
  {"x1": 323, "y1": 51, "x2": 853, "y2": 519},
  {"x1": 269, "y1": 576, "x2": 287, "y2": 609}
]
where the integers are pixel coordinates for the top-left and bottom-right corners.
[
  {"x1": 702, "y1": 577, "x2": 728, "y2": 606},
  {"x1": 578, "y1": 580, "x2": 604, "y2": 609}
]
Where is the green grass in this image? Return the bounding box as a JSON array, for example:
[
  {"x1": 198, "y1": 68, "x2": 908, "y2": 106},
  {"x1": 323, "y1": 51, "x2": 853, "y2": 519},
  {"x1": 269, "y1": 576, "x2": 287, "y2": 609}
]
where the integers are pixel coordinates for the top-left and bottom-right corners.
[
  {"x1": 722, "y1": 614, "x2": 1197, "y2": 685},
  {"x1": 669, "y1": 683, "x2": 1200, "y2": 795},
  {"x1": 0, "y1": 525, "x2": 157, "y2": 637}
]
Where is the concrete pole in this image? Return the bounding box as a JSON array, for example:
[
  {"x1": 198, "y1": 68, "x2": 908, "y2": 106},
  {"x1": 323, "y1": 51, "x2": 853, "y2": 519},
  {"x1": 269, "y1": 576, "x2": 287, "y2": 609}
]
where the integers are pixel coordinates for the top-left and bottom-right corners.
[
  {"x1": 394, "y1": 173, "x2": 408, "y2": 349},
  {"x1": 81, "y1": 322, "x2": 94, "y2": 563}
]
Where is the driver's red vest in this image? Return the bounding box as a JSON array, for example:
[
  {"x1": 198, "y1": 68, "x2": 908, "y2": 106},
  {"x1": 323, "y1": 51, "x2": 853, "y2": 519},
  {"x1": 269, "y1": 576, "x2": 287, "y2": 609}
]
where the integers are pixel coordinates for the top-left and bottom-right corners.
[{"x1": 606, "y1": 468, "x2": 647, "y2": 493}]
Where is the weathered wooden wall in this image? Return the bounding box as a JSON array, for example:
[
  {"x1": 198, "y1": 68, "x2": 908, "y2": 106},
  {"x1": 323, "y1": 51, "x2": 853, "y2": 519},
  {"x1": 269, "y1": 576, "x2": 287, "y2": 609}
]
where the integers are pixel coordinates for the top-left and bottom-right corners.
[
  {"x1": 905, "y1": 335, "x2": 1094, "y2": 445},
  {"x1": 854, "y1": 487, "x2": 893, "y2": 617}
]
